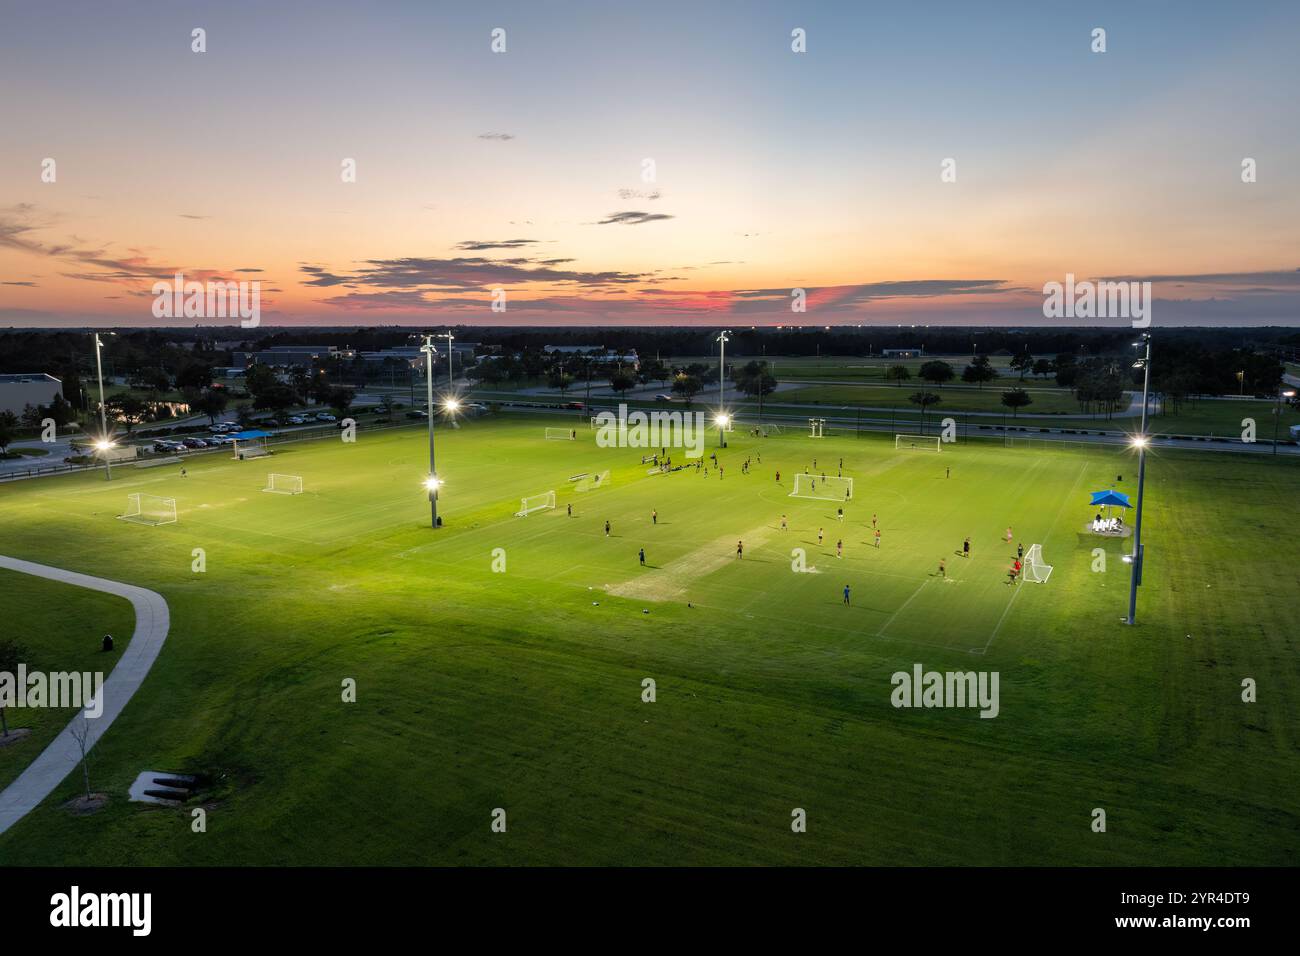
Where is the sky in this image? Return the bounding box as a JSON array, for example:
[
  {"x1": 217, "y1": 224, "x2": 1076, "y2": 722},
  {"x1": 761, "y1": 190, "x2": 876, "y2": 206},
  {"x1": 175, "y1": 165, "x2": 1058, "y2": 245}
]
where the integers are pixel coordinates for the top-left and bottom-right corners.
[{"x1": 1, "y1": 0, "x2": 1298, "y2": 328}]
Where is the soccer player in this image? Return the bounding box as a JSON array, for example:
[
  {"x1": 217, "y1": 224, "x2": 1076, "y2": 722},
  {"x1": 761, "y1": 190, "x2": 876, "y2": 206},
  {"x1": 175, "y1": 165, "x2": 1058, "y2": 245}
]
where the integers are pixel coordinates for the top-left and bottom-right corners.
[
  {"x1": 652, "y1": 509, "x2": 658, "y2": 525},
  {"x1": 938, "y1": 558, "x2": 946, "y2": 578},
  {"x1": 836, "y1": 539, "x2": 843, "y2": 559},
  {"x1": 605, "y1": 519, "x2": 611, "y2": 537},
  {"x1": 781, "y1": 514, "x2": 788, "y2": 531},
  {"x1": 843, "y1": 584, "x2": 851, "y2": 605},
  {"x1": 1005, "y1": 526, "x2": 1013, "y2": 542},
  {"x1": 837, "y1": 506, "x2": 844, "y2": 522},
  {"x1": 874, "y1": 528, "x2": 881, "y2": 548},
  {"x1": 1017, "y1": 542, "x2": 1024, "y2": 561},
  {"x1": 180, "y1": 467, "x2": 187, "y2": 478},
  {"x1": 818, "y1": 527, "x2": 824, "y2": 545},
  {"x1": 871, "y1": 513, "x2": 878, "y2": 529},
  {"x1": 736, "y1": 540, "x2": 743, "y2": 559},
  {"x1": 945, "y1": 466, "x2": 950, "y2": 479},
  {"x1": 567, "y1": 503, "x2": 573, "y2": 517},
  {"x1": 963, "y1": 536, "x2": 971, "y2": 558},
  {"x1": 775, "y1": 470, "x2": 781, "y2": 483},
  {"x1": 639, "y1": 548, "x2": 646, "y2": 566}
]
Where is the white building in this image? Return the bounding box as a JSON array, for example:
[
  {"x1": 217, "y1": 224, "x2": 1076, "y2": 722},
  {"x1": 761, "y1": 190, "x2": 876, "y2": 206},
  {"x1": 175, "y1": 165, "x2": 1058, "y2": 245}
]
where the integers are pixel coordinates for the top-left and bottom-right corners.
[{"x1": 0, "y1": 373, "x2": 62, "y2": 415}]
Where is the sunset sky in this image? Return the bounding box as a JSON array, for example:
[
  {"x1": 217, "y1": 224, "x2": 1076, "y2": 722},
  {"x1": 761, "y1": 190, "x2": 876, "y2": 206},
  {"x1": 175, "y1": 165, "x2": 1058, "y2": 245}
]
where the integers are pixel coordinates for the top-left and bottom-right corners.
[{"x1": 2, "y1": 0, "x2": 1298, "y2": 328}]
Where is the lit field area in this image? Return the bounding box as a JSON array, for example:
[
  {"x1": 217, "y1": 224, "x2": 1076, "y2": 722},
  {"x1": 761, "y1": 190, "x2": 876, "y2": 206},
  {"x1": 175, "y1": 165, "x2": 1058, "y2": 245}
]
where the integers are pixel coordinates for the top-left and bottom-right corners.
[{"x1": 0, "y1": 415, "x2": 1296, "y2": 865}]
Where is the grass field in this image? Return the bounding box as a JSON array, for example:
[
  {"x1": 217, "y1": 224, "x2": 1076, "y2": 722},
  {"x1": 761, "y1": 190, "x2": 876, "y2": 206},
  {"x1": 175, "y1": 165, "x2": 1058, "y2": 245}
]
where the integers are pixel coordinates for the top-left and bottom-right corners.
[{"x1": 1, "y1": 414, "x2": 1297, "y2": 865}]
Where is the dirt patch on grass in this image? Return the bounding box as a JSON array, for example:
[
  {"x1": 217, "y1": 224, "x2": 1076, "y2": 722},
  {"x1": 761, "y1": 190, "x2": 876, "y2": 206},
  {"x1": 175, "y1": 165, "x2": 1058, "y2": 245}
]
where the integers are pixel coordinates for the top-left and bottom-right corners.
[
  {"x1": 607, "y1": 522, "x2": 776, "y2": 602},
  {"x1": 63, "y1": 793, "x2": 110, "y2": 815}
]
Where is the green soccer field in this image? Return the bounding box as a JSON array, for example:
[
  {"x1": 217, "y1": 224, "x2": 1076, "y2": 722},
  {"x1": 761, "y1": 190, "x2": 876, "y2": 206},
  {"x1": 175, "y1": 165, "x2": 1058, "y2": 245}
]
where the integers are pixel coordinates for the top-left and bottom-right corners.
[{"x1": 1, "y1": 414, "x2": 1297, "y2": 865}]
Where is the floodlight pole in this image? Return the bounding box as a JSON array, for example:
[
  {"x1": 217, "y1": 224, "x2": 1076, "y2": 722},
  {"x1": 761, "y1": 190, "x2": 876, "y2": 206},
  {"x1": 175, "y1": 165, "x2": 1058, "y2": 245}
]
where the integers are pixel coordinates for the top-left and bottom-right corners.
[
  {"x1": 445, "y1": 330, "x2": 455, "y2": 390},
  {"x1": 1125, "y1": 334, "x2": 1152, "y2": 625},
  {"x1": 1272, "y1": 384, "x2": 1294, "y2": 456},
  {"x1": 93, "y1": 332, "x2": 112, "y2": 481},
  {"x1": 422, "y1": 335, "x2": 439, "y2": 528},
  {"x1": 717, "y1": 330, "x2": 730, "y2": 448}
]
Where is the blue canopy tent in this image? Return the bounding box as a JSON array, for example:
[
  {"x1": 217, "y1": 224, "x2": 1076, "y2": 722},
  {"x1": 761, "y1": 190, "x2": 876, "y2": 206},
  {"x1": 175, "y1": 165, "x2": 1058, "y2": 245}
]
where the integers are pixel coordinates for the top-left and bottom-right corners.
[
  {"x1": 230, "y1": 429, "x2": 274, "y2": 460},
  {"x1": 1089, "y1": 489, "x2": 1131, "y2": 509},
  {"x1": 1088, "y1": 489, "x2": 1131, "y2": 533}
]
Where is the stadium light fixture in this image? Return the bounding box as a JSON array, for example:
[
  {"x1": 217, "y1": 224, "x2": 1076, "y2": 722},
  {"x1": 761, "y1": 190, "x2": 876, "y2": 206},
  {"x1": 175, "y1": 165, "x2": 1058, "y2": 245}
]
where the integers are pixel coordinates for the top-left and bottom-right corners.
[
  {"x1": 715, "y1": 413, "x2": 731, "y2": 428},
  {"x1": 419, "y1": 334, "x2": 442, "y2": 528},
  {"x1": 443, "y1": 398, "x2": 461, "y2": 414},
  {"x1": 93, "y1": 439, "x2": 114, "y2": 452},
  {"x1": 716, "y1": 330, "x2": 731, "y2": 448},
  {"x1": 423, "y1": 476, "x2": 441, "y2": 494}
]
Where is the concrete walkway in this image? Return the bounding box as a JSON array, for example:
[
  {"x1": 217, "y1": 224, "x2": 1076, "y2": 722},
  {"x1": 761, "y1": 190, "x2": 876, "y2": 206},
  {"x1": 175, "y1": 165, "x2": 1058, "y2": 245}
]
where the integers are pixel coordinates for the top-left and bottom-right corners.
[{"x1": 0, "y1": 556, "x2": 169, "y2": 836}]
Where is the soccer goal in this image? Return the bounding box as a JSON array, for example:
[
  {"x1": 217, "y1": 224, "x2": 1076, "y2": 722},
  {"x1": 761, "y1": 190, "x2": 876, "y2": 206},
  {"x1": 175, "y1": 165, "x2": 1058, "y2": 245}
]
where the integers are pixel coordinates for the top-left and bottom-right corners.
[
  {"x1": 545, "y1": 427, "x2": 577, "y2": 441},
  {"x1": 753, "y1": 422, "x2": 782, "y2": 437},
  {"x1": 118, "y1": 493, "x2": 177, "y2": 526},
  {"x1": 263, "y1": 473, "x2": 303, "y2": 495},
  {"x1": 789, "y1": 473, "x2": 853, "y2": 500},
  {"x1": 515, "y1": 490, "x2": 556, "y2": 516},
  {"x1": 896, "y1": 434, "x2": 942, "y2": 452},
  {"x1": 575, "y1": 469, "x2": 610, "y2": 492},
  {"x1": 1022, "y1": 543, "x2": 1053, "y2": 583}
]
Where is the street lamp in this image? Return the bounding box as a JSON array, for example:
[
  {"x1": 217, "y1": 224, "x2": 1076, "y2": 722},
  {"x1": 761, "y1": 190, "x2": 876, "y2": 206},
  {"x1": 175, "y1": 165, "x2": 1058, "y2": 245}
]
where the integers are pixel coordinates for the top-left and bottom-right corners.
[
  {"x1": 91, "y1": 332, "x2": 116, "y2": 481},
  {"x1": 1273, "y1": 388, "x2": 1295, "y2": 456},
  {"x1": 444, "y1": 330, "x2": 456, "y2": 391},
  {"x1": 1125, "y1": 334, "x2": 1152, "y2": 626},
  {"x1": 419, "y1": 334, "x2": 441, "y2": 528},
  {"x1": 716, "y1": 330, "x2": 730, "y2": 448}
]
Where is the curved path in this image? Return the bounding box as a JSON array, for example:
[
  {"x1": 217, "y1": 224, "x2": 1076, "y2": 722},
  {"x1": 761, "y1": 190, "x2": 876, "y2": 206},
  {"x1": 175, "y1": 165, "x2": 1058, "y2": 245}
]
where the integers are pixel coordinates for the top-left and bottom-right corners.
[{"x1": 0, "y1": 556, "x2": 169, "y2": 836}]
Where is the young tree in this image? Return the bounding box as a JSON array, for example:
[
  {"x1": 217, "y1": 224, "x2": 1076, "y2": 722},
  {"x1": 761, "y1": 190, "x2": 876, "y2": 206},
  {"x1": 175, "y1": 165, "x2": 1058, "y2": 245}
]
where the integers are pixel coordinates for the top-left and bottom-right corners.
[
  {"x1": 0, "y1": 410, "x2": 19, "y2": 453},
  {"x1": 608, "y1": 369, "x2": 638, "y2": 397},
  {"x1": 962, "y1": 354, "x2": 997, "y2": 389},
  {"x1": 1001, "y1": 388, "x2": 1033, "y2": 418},
  {"x1": 1009, "y1": 352, "x2": 1034, "y2": 381},
  {"x1": 0, "y1": 638, "x2": 28, "y2": 737},
  {"x1": 672, "y1": 372, "x2": 703, "y2": 407},
  {"x1": 918, "y1": 360, "x2": 954, "y2": 389},
  {"x1": 194, "y1": 389, "x2": 229, "y2": 425},
  {"x1": 547, "y1": 370, "x2": 575, "y2": 397},
  {"x1": 107, "y1": 394, "x2": 148, "y2": 434},
  {"x1": 885, "y1": 365, "x2": 911, "y2": 387},
  {"x1": 909, "y1": 390, "x2": 941, "y2": 431},
  {"x1": 69, "y1": 715, "x2": 95, "y2": 801},
  {"x1": 328, "y1": 387, "x2": 355, "y2": 417},
  {"x1": 1031, "y1": 358, "x2": 1055, "y2": 379}
]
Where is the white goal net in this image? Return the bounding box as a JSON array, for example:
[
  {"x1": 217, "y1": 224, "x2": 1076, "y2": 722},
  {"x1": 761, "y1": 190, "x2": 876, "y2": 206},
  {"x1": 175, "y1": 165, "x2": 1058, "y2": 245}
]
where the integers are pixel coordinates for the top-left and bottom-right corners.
[
  {"x1": 515, "y1": 490, "x2": 556, "y2": 516},
  {"x1": 118, "y1": 493, "x2": 177, "y2": 526},
  {"x1": 1022, "y1": 543, "x2": 1053, "y2": 583},
  {"x1": 575, "y1": 470, "x2": 610, "y2": 492},
  {"x1": 546, "y1": 427, "x2": 577, "y2": 440},
  {"x1": 263, "y1": 473, "x2": 303, "y2": 495},
  {"x1": 896, "y1": 434, "x2": 941, "y2": 452},
  {"x1": 750, "y1": 423, "x2": 782, "y2": 437},
  {"x1": 789, "y1": 473, "x2": 853, "y2": 501}
]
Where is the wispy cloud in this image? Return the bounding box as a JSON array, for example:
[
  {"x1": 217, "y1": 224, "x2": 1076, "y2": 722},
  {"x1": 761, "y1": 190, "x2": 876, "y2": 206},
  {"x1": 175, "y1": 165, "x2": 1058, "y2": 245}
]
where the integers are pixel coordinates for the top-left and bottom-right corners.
[
  {"x1": 597, "y1": 210, "x2": 674, "y2": 226},
  {"x1": 476, "y1": 132, "x2": 515, "y2": 140}
]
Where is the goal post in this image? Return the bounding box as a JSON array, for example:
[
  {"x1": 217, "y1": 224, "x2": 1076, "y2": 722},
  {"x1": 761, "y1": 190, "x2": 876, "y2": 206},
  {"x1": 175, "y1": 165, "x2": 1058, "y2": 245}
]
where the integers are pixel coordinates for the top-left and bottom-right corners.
[
  {"x1": 751, "y1": 422, "x2": 782, "y2": 437},
  {"x1": 809, "y1": 418, "x2": 826, "y2": 438},
  {"x1": 545, "y1": 427, "x2": 577, "y2": 441},
  {"x1": 515, "y1": 490, "x2": 557, "y2": 516},
  {"x1": 575, "y1": 469, "x2": 610, "y2": 492},
  {"x1": 118, "y1": 493, "x2": 177, "y2": 526},
  {"x1": 1022, "y1": 544, "x2": 1053, "y2": 583},
  {"x1": 263, "y1": 473, "x2": 303, "y2": 495},
  {"x1": 789, "y1": 473, "x2": 853, "y2": 501},
  {"x1": 896, "y1": 434, "x2": 942, "y2": 452}
]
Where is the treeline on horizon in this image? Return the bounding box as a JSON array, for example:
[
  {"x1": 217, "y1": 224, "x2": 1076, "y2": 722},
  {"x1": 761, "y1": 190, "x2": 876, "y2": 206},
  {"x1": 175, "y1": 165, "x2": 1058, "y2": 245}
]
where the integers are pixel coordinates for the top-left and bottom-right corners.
[{"x1": 0, "y1": 326, "x2": 1295, "y2": 410}]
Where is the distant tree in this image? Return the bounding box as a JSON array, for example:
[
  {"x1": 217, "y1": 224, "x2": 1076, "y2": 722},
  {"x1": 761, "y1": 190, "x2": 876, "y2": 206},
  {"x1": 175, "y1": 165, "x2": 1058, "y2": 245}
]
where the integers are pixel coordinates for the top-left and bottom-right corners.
[
  {"x1": 176, "y1": 362, "x2": 213, "y2": 391},
  {"x1": 885, "y1": 365, "x2": 911, "y2": 387},
  {"x1": 608, "y1": 369, "x2": 638, "y2": 397},
  {"x1": 253, "y1": 384, "x2": 299, "y2": 416},
  {"x1": 547, "y1": 370, "x2": 575, "y2": 397},
  {"x1": 1031, "y1": 358, "x2": 1054, "y2": 379},
  {"x1": 327, "y1": 387, "x2": 355, "y2": 417},
  {"x1": 44, "y1": 394, "x2": 76, "y2": 428},
  {"x1": 1001, "y1": 388, "x2": 1033, "y2": 418},
  {"x1": 378, "y1": 394, "x2": 395, "y2": 417},
  {"x1": 642, "y1": 359, "x2": 671, "y2": 389},
  {"x1": 0, "y1": 637, "x2": 29, "y2": 736},
  {"x1": 107, "y1": 394, "x2": 148, "y2": 434},
  {"x1": 962, "y1": 354, "x2": 997, "y2": 389},
  {"x1": 908, "y1": 390, "x2": 941, "y2": 431},
  {"x1": 672, "y1": 372, "x2": 703, "y2": 406},
  {"x1": 1009, "y1": 352, "x2": 1034, "y2": 381},
  {"x1": 733, "y1": 360, "x2": 778, "y2": 399},
  {"x1": 0, "y1": 410, "x2": 17, "y2": 454},
  {"x1": 193, "y1": 389, "x2": 229, "y2": 425},
  {"x1": 243, "y1": 363, "x2": 277, "y2": 399},
  {"x1": 918, "y1": 360, "x2": 954, "y2": 389}
]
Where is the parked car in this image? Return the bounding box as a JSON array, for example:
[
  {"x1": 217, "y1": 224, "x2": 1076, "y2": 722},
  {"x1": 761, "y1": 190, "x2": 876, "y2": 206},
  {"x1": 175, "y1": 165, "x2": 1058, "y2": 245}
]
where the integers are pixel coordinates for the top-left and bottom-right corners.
[
  {"x1": 654, "y1": 394, "x2": 673, "y2": 402},
  {"x1": 260, "y1": 418, "x2": 281, "y2": 427},
  {"x1": 315, "y1": 413, "x2": 337, "y2": 422},
  {"x1": 153, "y1": 440, "x2": 184, "y2": 454},
  {"x1": 209, "y1": 423, "x2": 229, "y2": 433},
  {"x1": 405, "y1": 410, "x2": 428, "y2": 419},
  {"x1": 182, "y1": 437, "x2": 208, "y2": 449},
  {"x1": 226, "y1": 423, "x2": 244, "y2": 432},
  {"x1": 287, "y1": 415, "x2": 307, "y2": 425}
]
